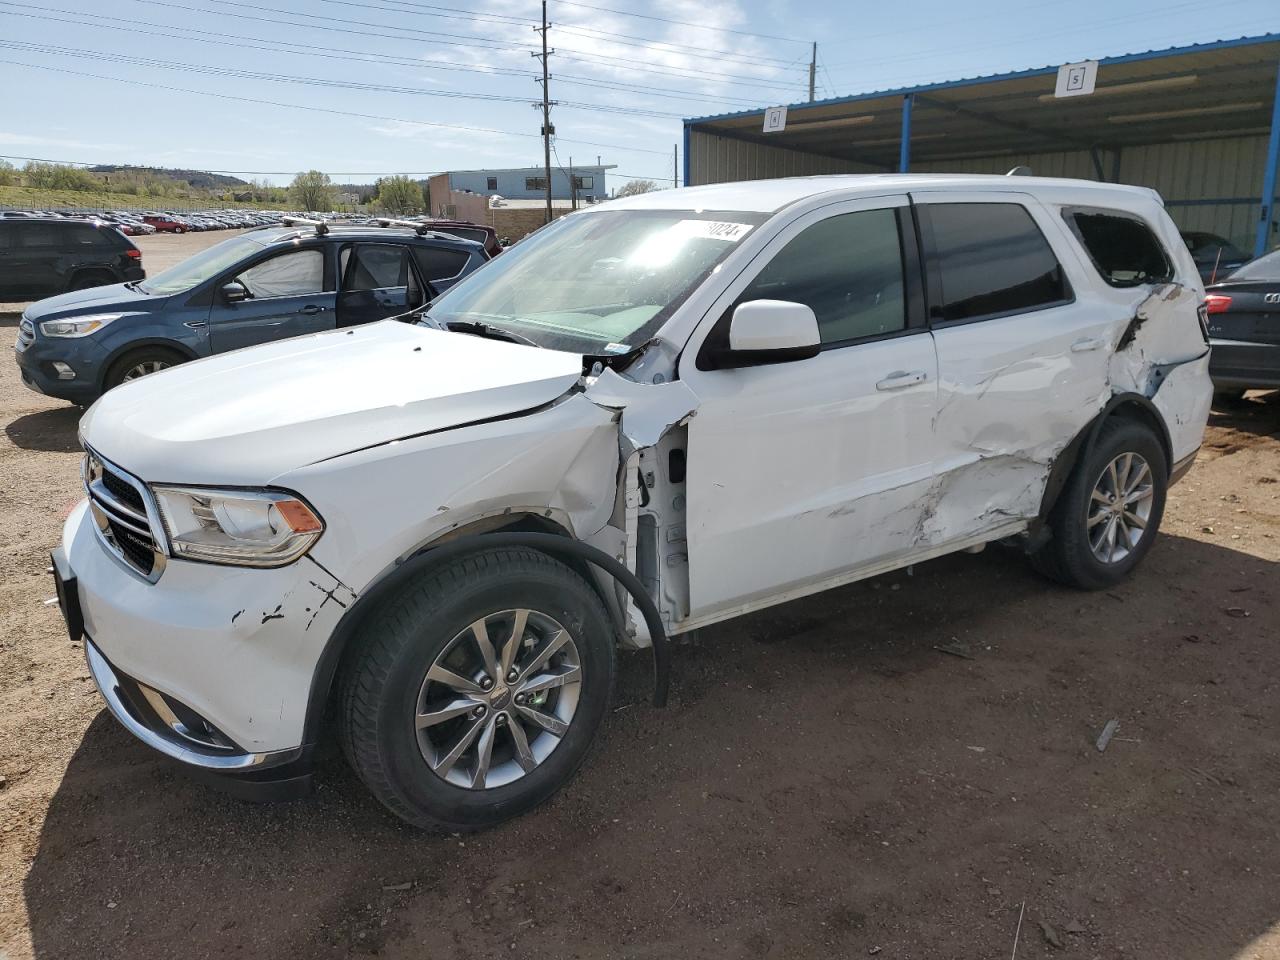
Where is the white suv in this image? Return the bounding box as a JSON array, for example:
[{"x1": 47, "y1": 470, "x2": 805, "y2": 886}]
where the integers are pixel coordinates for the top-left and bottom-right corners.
[{"x1": 55, "y1": 175, "x2": 1212, "y2": 829}]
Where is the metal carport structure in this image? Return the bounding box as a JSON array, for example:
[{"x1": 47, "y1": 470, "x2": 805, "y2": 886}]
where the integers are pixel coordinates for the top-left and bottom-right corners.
[{"x1": 683, "y1": 34, "x2": 1280, "y2": 257}]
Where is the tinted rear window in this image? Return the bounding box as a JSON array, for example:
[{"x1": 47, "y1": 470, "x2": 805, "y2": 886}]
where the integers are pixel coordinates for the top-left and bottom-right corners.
[
  {"x1": 14, "y1": 222, "x2": 60, "y2": 247},
  {"x1": 1223, "y1": 249, "x2": 1278, "y2": 282},
  {"x1": 925, "y1": 203, "x2": 1070, "y2": 322},
  {"x1": 439, "y1": 227, "x2": 487, "y2": 245},
  {"x1": 65, "y1": 223, "x2": 121, "y2": 248},
  {"x1": 1064, "y1": 209, "x2": 1173, "y2": 287},
  {"x1": 413, "y1": 246, "x2": 470, "y2": 282}
]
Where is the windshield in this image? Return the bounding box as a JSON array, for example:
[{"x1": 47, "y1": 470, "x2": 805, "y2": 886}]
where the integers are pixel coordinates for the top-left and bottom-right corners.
[
  {"x1": 139, "y1": 234, "x2": 270, "y2": 295},
  {"x1": 421, "y1": 209, "x2": 767, "y2": 353}
]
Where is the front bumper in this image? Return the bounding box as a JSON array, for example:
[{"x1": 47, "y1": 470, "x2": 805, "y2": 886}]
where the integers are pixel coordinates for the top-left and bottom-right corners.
[
  {"x1": 14, "y1": 326, "x2": 107, "y2": 404},
  {"x1": 61, "y1": 498, "x2": 351, "y2": 763}
]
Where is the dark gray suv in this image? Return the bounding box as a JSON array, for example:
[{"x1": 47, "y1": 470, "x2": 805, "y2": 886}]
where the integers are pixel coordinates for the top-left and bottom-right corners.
[
  {"x1": 16, "y1": 224, "x2": 487, "y2": 404},
  {"x1": 0, "y1": 217, "x2": 145, "y2": 300}
]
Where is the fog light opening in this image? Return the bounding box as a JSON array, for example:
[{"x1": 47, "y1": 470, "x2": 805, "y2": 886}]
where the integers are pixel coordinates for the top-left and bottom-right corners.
[{"x1": 52, "y1": 362, "x2": 76, "y2": 380}]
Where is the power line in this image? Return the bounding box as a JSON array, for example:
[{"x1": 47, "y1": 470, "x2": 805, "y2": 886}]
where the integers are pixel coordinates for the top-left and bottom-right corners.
[
  {"x1": 127, "y1": 0, "x2": 529, "y2": 55},
  {"x1": 97, "y1": 0, "x2": 798, "y2": 96},
  {"x1": 0, "y1": 58, "x2": 676, "y2": 156},
  {"x1": 0, "y1": 4, "x2": 529, "y2": 79},
  {"x1": 3, "y1": 8, "x2": 767, "y2": 109},
  {"x1": 532, "y1": 24, "x2": 800, "y2": 68},
  {"x1": 317, "y1": 0, "x2": 797, "y2": 68},
  {"x1": 139, "y1": 0, "x2": 803, "y2": 93},
  {"x1": 550, "y1": 0, "x2": 810, "y2": 45},
  {"x1": 0, "y1": 40, "x2": 693, "y2": 118},
  {"x1": 316, "y1": 0, "x2": 536, "y2": 30},
  {"x1": 554, "y1": 48, "x2": 802, "y2": 91}
]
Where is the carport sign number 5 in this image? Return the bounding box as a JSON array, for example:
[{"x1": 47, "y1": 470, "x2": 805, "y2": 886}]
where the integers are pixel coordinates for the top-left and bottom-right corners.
[{"x1": 1055, "y1": 60, "x2": 1098, "y2": 98}]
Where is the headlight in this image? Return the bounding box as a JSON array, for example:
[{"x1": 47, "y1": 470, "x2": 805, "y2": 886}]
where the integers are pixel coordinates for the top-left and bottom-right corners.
[
  {"x1": 152, "y1": 486, "x2": 324, "y2": 567},
  {"x1": 40, "y1": 314, "x2": 122, "y2": 338}
]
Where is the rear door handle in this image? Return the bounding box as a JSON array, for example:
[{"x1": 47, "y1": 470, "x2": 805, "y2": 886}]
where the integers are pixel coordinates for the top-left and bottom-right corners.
[
  {"x1": 300, "y1": 305, "x2": 327, "y2": 316},
  {"x1": 1071, "y1": 337, "x2": 1104, "y2": 352},
  {"x1": 876, "y1": 370, "x2": 928, "y2": 391}
]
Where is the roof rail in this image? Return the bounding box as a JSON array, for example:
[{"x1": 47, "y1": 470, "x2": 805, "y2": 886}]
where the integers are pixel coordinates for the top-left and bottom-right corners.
[
  {"x1": 280, "y1": 216, "x2": 329, "y2": 235},
  {"x1": 376, "y1": 217, "x2": 435, "y2": 236}
]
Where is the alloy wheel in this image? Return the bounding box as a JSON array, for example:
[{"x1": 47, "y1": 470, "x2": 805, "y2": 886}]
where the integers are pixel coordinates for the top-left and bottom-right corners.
[
  {"x1": 415, "y1": 609, "x2": 582, "y2": 790},
  {"x1": 1088, "y1": 452, "x2": 1154, "y2": 564},
  {"x1": 122, "y1": 360, "x2": 170, "y2": 382}
]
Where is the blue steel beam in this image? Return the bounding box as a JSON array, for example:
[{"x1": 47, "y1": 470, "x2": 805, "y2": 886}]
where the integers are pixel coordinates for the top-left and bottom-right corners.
[
  {"x1": 1255, "y1": 59, "x2": 1280, "y2": 258},
  {"x1": 899, "y1": 94, "x2": 913, "y2": 173}
]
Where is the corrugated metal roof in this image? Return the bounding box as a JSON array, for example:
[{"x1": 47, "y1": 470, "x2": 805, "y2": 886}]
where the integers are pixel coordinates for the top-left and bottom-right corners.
[
  {"x1": 685, "y1": 33, "x2": 1280, "y2": 125},
  {"x1": 685, "y1": 33, "x2": 1280, "y2": 171}
]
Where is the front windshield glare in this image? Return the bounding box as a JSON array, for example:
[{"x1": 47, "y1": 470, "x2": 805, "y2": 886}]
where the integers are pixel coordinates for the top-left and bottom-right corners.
[
  {"x1": 424, "y1": 209, "x2": 766, "y2": 353},
  {"x1": 139, "y1": 235, "x2": 267, "y2": 295}
]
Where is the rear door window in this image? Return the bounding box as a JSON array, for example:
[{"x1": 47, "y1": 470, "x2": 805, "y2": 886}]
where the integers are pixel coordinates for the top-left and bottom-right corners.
[
  {"x1": 1063, "y1": 208, "x2": 1173, "y2": 287},
  {"x1": 342, "y1": 244, "x2": 410, "y2": 290},
  {"x1": 924, "y1": 202, "x2": 1071, "y2": 322},
  {"x1": 412, "y1": 245, "x2": 470, "y2": 282}
]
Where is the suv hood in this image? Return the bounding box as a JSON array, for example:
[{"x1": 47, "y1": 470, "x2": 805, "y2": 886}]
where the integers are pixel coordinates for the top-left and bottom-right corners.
[
  {"x1": 80, "y1": 321, "x2": 585, "y2": 485},
  {"x1": 25, "y1": 283, "x2": 162, "y2": 320}
]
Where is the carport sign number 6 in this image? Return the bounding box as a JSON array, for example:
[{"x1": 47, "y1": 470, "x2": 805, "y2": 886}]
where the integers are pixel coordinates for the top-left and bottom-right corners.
[{"x1": 1055, "y1": 60, "x2": 1098, "y2": 98}]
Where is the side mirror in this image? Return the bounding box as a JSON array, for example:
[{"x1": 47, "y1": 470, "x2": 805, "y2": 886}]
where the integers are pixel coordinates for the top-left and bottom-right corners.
[
  {"x1": 716, "y1": 299, "x2": 820, "y2": 368},
  {"x1": 221, "y1": 281, "x2": 248, "y2": 303}
]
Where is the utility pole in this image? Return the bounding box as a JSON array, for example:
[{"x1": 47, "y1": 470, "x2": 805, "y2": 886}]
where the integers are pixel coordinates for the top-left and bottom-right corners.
[
  {"x1": 673, "y1": 143, "x2": 678, "y2": 188},
  {"x1": 808, "y1": 41, "x2": 817, "y2": 102},
  {"x1": 569, "y1": 155, "x2": 578, "y2": 210},
  {"x1": 533, "y1": 1, "x2": 555, "y2": 224}
]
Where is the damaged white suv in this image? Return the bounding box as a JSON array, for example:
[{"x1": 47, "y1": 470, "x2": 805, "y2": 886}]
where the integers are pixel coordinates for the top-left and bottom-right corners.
[{"x1": 55, "y1": 175, "x2": 1212, "y2": 829}]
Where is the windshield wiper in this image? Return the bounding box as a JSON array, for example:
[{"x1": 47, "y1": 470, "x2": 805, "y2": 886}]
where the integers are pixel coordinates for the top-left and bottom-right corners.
[{"x1": 445, "y1": 319, "x2": 541, "y2": 348}]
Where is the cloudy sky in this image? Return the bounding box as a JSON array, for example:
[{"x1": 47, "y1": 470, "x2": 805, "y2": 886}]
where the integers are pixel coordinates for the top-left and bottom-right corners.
[{"x1": 0, "y1": 0, "x2": 1277, "y2": 187}]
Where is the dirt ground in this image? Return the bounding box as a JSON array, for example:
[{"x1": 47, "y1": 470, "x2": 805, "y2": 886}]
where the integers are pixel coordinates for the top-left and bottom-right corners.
[{"x1": 1, "y1": 232, "x2": 1279, "y2": 960}]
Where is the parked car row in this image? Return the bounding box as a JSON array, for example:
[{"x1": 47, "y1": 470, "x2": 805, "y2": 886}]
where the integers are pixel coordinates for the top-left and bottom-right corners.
[{"x1": 0, "y1": 208, "x2": 287, "y2": 236}]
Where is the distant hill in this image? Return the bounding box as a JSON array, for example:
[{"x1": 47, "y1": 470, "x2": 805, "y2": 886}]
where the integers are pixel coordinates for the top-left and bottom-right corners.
[{"x1": 89, "y1": 166, "x2": 250, "y2": 190}]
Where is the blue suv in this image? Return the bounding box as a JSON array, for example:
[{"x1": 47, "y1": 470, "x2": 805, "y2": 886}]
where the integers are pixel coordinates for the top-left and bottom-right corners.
[{"x1": 16, "y1": 224, "x2": 487, "y2": 404}]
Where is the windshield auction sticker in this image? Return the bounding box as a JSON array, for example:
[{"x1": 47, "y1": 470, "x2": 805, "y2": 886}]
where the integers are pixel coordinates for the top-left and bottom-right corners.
[{"x1": 675, "y1": 220, "x2": 753, "y2": 242}]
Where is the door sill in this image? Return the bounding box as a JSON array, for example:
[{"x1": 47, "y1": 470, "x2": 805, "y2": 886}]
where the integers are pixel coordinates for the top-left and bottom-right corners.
[{"x1": 675, "y1": 519, "x2": 1029, "y2": 634}]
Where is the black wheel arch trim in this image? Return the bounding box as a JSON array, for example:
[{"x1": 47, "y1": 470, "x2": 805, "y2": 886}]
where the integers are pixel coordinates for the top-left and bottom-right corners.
[
  {"x1": 98, "y1": 339, "x2": 199, "y2": 392},
  {"x1": 300, "y1": 531, "x2": 671, "y2": 749},
  {"x1": 1034, "y1": 391, "x2": 1174, "y2": 535}
]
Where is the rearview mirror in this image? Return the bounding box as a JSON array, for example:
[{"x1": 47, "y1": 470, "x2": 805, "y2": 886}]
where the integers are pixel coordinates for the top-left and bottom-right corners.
[
  {"x1": 221, "y1": 281, "x2": 248, "y2": 303},
  {"x1": 716, "y1": 299, "x2": 820, "y2": 368}
]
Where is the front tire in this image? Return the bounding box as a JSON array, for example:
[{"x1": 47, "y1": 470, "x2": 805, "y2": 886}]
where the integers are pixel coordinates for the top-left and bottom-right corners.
[
  {"x1": 103, "y1": 346, "x2": 185, "y2": 392},
  {"x1": 1030, "y1": 418, "x2": 1168, "y2": 590},
  {"x1": 340, "y1": 547, "x2": 616, "y2": 831}
]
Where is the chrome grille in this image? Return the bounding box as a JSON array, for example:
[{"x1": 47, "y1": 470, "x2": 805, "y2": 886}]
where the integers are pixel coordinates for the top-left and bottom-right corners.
[
  {"x1": 18, "y1": 315, "x2": 34, "y2": 345},
  {"x1": 84, "y1": 449, "x2": 167, "y2": 581}
]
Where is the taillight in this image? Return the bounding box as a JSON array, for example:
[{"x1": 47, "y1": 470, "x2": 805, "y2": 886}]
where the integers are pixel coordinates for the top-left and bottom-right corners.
[
  {"x1": 1204, "y1": 294, "x2": 1232, "y2": 314},
  {"x1": 125, "y1": 249, "x2": 141, "y2": 259}
]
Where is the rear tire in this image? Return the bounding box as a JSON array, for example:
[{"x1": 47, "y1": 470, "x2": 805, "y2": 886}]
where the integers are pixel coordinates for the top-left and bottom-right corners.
[
  {"x1": 1029, "y1": 418, "x2": 1167, "y2": 590},
  {"x1": 102, "y1": 346, "x2": 185, "y2": 392},
  {"x1": 340, "y1": 547, "x2": 616, "y2": 831}
]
